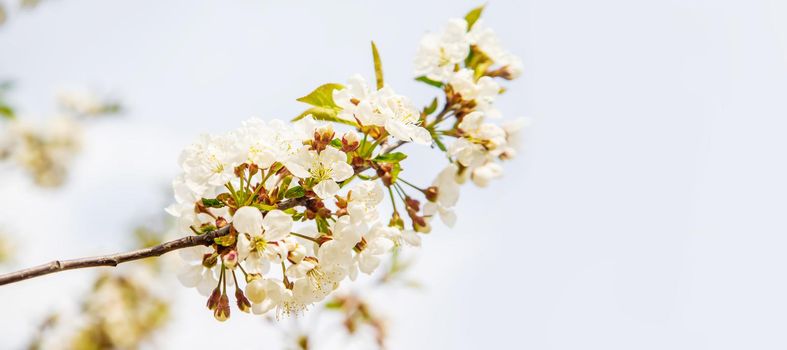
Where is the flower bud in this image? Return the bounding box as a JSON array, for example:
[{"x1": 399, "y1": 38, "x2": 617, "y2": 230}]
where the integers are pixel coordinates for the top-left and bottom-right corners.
[
  {"x1": 206, "y1": 286, "x2": 221, "y2": 310},
  {"x1": 287, "y1": 244, "x2": 306, "y2": 264},
  {"x1": 234, "y1": 163, "x2": 249, "y2": 178},
  {"x1": 425, "y1": 186, "x2": 439, "y2": 202},
  {"x1": 222, "y1": 250, "x2": 238, "y2": 269},
  {"x1": 389, "y1": 212, "x2": 404, "y2": 229},
  {"x1": 414, "y1": 217, "x2": 432, "y2": 233},
  {"x1": 405, "y1": 197, "x2": 421, "y2": 212},
  {"x1": 316, "y1": 235, "x2": 333, "y2": 246},
  {"x1": 214, "y1": 294, "x2": 230, "y2": 321},
  {"x1": 312, "y1": 124, "x2": 335, "y2": 152},
  {"x1": 235, "y1": 288, "x2": 252, "y2": 313},
  {"x1": 215, "y1": 217, "x2": 228, "y2": 229},
  {"x1": 341, "y1": 131, "x2": 360, "y2": 152},
  {"x1": 248, "y1": 163, "x2": 259, "y2": 177},
  {"x1": 246, "y1": 279, "x2": 267, "y2": 303},
  {"x1": 353, "y1": 237, "x2": 368, "y2": 253},
  {"x1": 245, "y1": 272, "x2": 262, "y2": 284},
  {"x1": 202, "y1": 253, "x2": 218, "y2": 268}
]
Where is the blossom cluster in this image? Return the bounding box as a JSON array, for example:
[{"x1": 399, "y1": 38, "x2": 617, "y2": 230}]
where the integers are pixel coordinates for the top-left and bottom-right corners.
[
  {"x1": 168, "y1": 5, "x2": 525, "y2": 321},
  {"x1": 29, "y1": 271, "x2": 170, "y2": 350},
  {"x1": 0, "y1": 87, "x2": 120, "y2": 187}
]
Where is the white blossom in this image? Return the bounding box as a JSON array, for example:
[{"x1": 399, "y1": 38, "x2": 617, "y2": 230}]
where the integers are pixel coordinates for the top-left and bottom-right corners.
[
  {"x1": 289, "y1": 147, "x2": 354, "y2": 199},
  {"x1": 448, "y1": 69, "x2": 501, "y2": 118},
  {"x1": 334, "y1": 75, "x2": 432, "y2": 145},
  {"x1": 414, "y1": 18, "x2": 471, "y2": 81},
  {"x1": 468, "y1": 20, "x2": 524, "y2": 79},
  {"x1": 424, "y1": 164, "x2": 461, "y2": 227}
]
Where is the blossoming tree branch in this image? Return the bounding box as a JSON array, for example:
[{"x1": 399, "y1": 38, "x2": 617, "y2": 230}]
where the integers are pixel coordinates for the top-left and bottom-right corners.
[{"x1": 0, "y1": 5, "x2": 524, "y2": 321}]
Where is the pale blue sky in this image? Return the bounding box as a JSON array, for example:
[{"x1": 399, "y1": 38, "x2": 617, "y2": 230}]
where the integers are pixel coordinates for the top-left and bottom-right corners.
[{"x1": 3, "y1": 0, "x2": 787, "y2": 349}]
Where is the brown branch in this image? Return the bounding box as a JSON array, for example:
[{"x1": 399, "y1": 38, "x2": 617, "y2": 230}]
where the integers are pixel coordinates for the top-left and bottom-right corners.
[
  {"x1": 0, "y1": 226, "x2": 229, "y2": 286},
  {"x1": 0, "y1": 140, "x2": 408, "y2": 287}
]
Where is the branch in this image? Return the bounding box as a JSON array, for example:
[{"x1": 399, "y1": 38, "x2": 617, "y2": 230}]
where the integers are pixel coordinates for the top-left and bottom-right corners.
[
  {"x1": 0, "y1": 226, "x2": 230, "y2": 286},
  {"x1": 0, "y1": 140, "x2": 407, "y2": 287}
]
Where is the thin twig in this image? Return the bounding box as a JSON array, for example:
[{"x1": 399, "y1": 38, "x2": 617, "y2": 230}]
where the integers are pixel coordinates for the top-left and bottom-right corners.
[{"x1": 0, "y1": 226, "x2": 229, "y2": 286}]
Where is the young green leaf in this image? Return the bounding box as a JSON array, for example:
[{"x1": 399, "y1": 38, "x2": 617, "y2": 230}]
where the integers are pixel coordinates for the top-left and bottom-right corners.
[
  {"x1": 415, "y1": 76, "x2": 444, "y2": 88},
  {"x1": 423, "y1": 97, "x2": 438, "y2": 115},
  {"x1": 0, "y1": 103, "x2": 14, "y2": 120},
  {"x1": 201, "y1": 198, "x2": 225, "y2": 208},
  {"x1": 374, "y1": 152, "x2": 408, "y2": 163},
  {"x1": 465, "y1": 46, "x2": 493, "y2": 79},
  {"x1": 214, "y1": 234, "x2": 236, "y2": 247},
  {"x1": 432, "y1": 134, "x2": 447, "y2": 152},
  {"x1": 464, "y1": 4, "x2": 485, "y2": 30},
  {"x1": 284, "y1": 186, "x2": 306, "y2": 199},
  {"x1": 293, "y1": 107, "x2": 357, "y2": 127},
  {"x1": 252, "y1": 203, "x2": 277, "y2": 211},
  {"x1": 371, "y1": 41, "x2": 384, "y2": 90},
  {"x1": 296, "y1": 83, "x2": 344, "y2": 108},
  {"x1": 390, "y1": 162, "x2": 402, "y2": 183}
]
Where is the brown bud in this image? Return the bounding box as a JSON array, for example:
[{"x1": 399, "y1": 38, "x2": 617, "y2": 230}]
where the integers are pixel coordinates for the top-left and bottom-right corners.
[
  {"x1": 206, "y1": 287, "x2": 221, "y2": 310},
  {"x1": 405, "y1": 196, "x2": 421, "y2": 212},
  {"x1": 214, "y1": 294, "x2": 230, "y2": 321},
  {"x1": 376, "y1": 163, "x2": 396, "y2": 187},
  {"x1": 202, "y1": 253, "x2": 218, "y2": 268},
  {"x1": 316, "y1": 235, "x2": 333, "y2": 246},
  {"x1": 248, "y1": 163, "x2": 259, "y2": 176},
  {"x1": 234, "y1": 163, "x2": 249, "y2": 178},
  {"x1": 235, "y1": 288, "x2": 252, "y2": 313},
  {"x1": 222, "y1": 250, "x2": 238, "y2": 269},
  {"x1": 215, "y1": 216, "x2": 228, "y2": 228},
  {"x1": 245, "y1": 273, "x2": 262, "y2": 283},
  {"x1": 353, "y1": 237, "x2": 368, "y2": 253},
  {"x1": 389, "y1": 212, "x2": 404, "y2": 229},
  {"x1": 335, "y1": 194, "x2": 348, "y2": 209},
  {"x1": 341, "y1": 131, "x2": 360, "y2": 152},
  {"x1": 425, "y1": 186, "x2": 439, "y2": 202}
]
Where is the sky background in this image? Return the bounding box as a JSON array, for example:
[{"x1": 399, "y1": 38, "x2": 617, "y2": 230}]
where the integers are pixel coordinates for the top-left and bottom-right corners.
[{"x1": 3, "y1": 0, "x2": 787, "y2": 349}]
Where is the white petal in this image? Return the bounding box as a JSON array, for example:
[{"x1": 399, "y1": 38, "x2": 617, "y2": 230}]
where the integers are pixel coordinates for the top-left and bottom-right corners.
[
  {"x1": 233, "y1": 206, "x2": 264, "y2": 236},
  {"x1": 331, "y1": 161, "x2": 354, "y2": 182},
  {"x1": 314, "y1": 179, "x2": 340, "y2": 199},
  {"x1": 246, "y1": 280, "x2": 268, "y2": 303},
  {"x1": 359, "y1": 255, "x2": 382, "y2": 274},
  {"x1": 262, "y1": 210, "x2": 293, "y2": 241},
  {"x1": 440, "y1": 208, "x2": 457, "y2": 228},
  {"x1": 319, "y1": 147, "x2": 347, "y2": 165},
  {"x1": 197, "y1": 270, "x2": 218, "y2": 296},
  {"x1": 177, "y1": 264, "x2": 202, "y2": 288},
  {"x1": 411, "y1": 126, "x2": 433, "y2": 145}
]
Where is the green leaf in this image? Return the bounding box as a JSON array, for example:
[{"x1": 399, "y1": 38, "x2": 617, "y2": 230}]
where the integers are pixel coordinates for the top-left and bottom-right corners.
[
  {"x1": 324, "y1": 299, "x2": 344, "y2": 310},
  {"x1": 296, "y1": 83, "x2": 344, "y2": 108},
  {"x1": 371, "y1": 41, "x2": 384, "y2": 90},
  {"x1": 284, "y1": 186, "x2": 306, "y2": 199},
  {"x1": 293, "y1": 107, "x2": 357, "y2": 127},
  {"x1": 423, "y1": 98, "x2": 438, "y2": 115},
  {"x1": 201, "y1": 198, "x2": 225, "y2": 208},
  {"x1": 0, "y1": 104, "x2": 14, "y2": 120},
  {"x1": 465, "y1": 46, "x2": 493, "y2": 79},
  {"x1": 374, "y1": 152, "x2": 407, "y2": 163},
  {"x1": 415, "y1": 76, "x2": 444, "y2": 88},
  {"x1": 330, "y1": 138, "x2": 342, "y2": 148},
  {"x1": 278, "y1": 175, "x2": 293, "y2": 200},
  {"x1": 464, "y1": 4, "x2": 485, "y2": 30},
  {"x1": 433, "y1": 134, "x2": 447, "y2": 152},
  {"x1": 252, "y1": 203, "x2": 277, "y2": 211},
  {"x1": 214, "y1": 234, "x2": 236, "y2": 247},
  {"x1": 390, "y1": 162, "x2": 402, "y2": 183}
]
